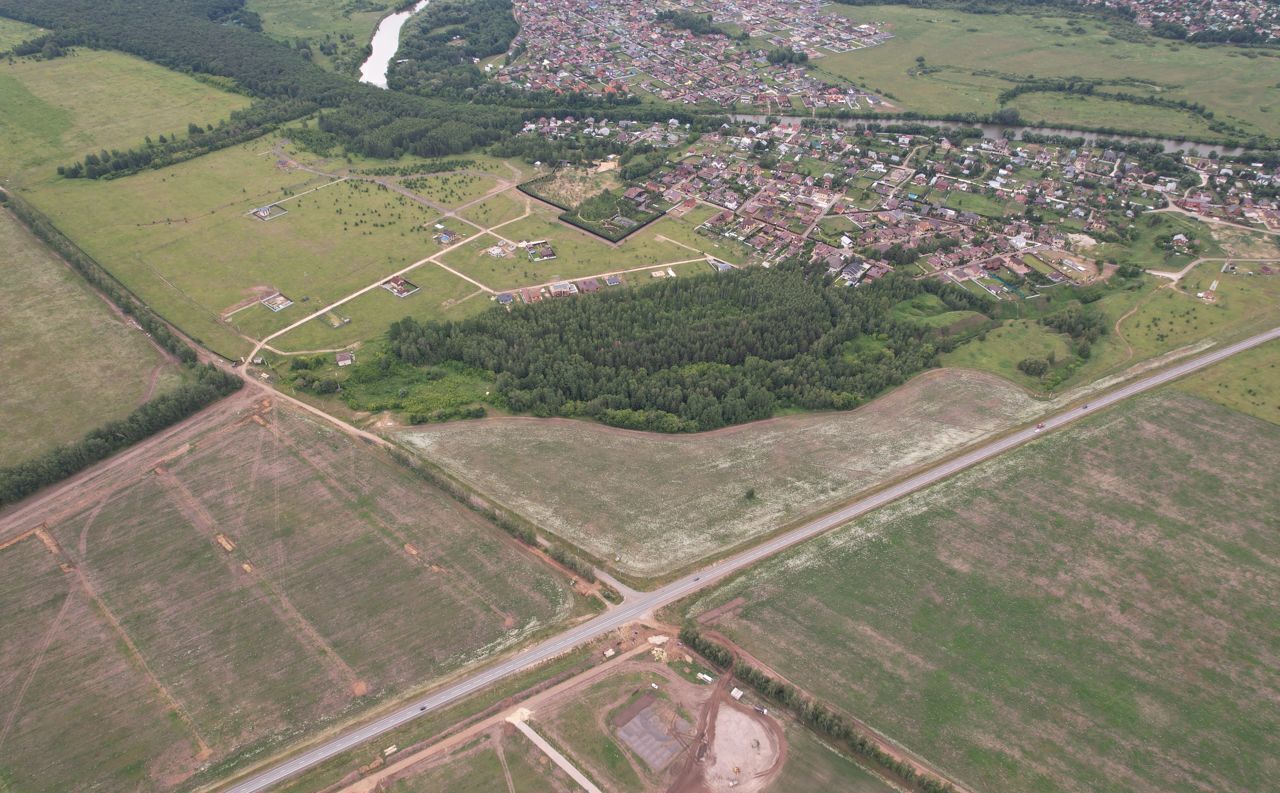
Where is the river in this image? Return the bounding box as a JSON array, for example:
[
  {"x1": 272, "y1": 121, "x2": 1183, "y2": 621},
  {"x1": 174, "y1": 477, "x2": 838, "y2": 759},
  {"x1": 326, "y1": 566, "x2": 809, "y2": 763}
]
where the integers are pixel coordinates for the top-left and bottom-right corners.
[{"x1": 358, "y1": 0, "x2": 429, "y2": 88}]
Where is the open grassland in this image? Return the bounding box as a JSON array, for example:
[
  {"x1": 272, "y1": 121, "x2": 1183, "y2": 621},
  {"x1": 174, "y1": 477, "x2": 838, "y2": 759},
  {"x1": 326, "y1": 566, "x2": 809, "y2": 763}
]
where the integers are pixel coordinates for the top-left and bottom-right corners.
[
  {"x1": 941, "y1": 318, "x2": 1077, "y2": 389},
  {"x1": 535, "y1": 670, "x2": 663, "y2": 793},
  {"x1": 0, "y1": 16, "x2": 41, "y2": 48},
  {"x1": 247, "y1": 0, "x2": 395, "y2": 73},
  {"x1": 385, "y1": 728, "x2": 566, "y2": 793},
  {"x1": 0, "y1": 402, "x2": 572, "y2": 793},
  {"x1": 23, "y1": 142, "x2": 469, "y2": 358},
  {"x1": 269, "y1": 264, "x2": 486, "y2": 353},
  {"x1": 688, "y1": 390, "x2": 1280, "y2": 793},
  {"x1": 775, "y1": 724, "x2": 897, "y2": 793},
  {"x1": 401, "y1": 369, "x2": 1043, "y2": 579},
  {"x1": 1125, "y1": 261, "x2": 1280, "y2": 357},
  {"x1": 458, "y1": 190, "x2": 527, "y2": 227},
  {"x1": 492, "y1": 205, "x2": 695, "y2": 285},
  {"x1": 821, "y1": 5, "x2": 1280, "y2": 139},
  {"x1": 401, "y1": 171, "x2": 501, "y2": 209},
  {"x1": 0, "y1": 49, "x2": 250, "y2": 183},
  {"x1": 248, "y1": 0, "x2": 391, "y2": 41},
  {"x1": 0, "y1": 208, "x2": 181, "y2": 462},
  {"x1": 1007, "y1": 92, "x2": 1222, "y2": 140},
  {"x1": 1096, "y1": 213, "x2": 1222, "y2": 270},
  {"x1": 948, "y1": 263, "x2": 1279, "y2": 392},
  {"x1": 1175, "y1": 338, "x2": 1280, "y2": 423}
]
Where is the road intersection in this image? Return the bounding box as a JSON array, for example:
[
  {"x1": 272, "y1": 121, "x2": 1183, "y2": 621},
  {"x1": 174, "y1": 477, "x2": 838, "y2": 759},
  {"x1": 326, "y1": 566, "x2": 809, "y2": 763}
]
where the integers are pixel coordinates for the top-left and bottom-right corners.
[{"x1": 220, "y1": 325, "x2": 1280, "y2": 793}]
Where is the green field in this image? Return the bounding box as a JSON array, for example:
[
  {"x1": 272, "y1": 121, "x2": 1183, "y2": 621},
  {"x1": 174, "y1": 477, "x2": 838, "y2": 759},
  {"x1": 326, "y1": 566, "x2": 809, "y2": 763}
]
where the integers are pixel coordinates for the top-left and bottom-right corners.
[
  {"x1": 458, "y1": 189, "x2": 527, "y2": 227},
  {"x1": 269, "y1": 263, "x2": 485, "y2": 353},
  {"x1": 1008, "y1": 91, "x2": 1222, "y2": 139},
  {"x1": 942, "y1": 190, "x2": 1015, "y2": 219},
  {"x1": 492, "y1": 206, "x2": 695, "y2": 284},
  {"x1": 0, "y1": 403, "x2": 574, "y2": 793},
  {"x1": 247, "y1": 0, "x2": 396, "y2": 72},
  {"x1": 402, "y1": 369, "x2": 1044, "y2": 580},
  {"x1": 536, "y1": 671, "x2": 659, "y2": 792},
  {"x1": 0, "y1": 208, "x2": 181, "y2": 462},
  {"x1": 0, "y1": 15, "x2": 42, "y2": 48},
  {"x1": 1175, "y1": 338, "x2": 1280, "y2": 423},
  {"x1": 0, "y1": 49, "x2": 250, "y2": 184},
  {"x1": 821, "y1": 5, "x2": 1280, "y2": 139},
  {"x1": 774, "y1": 724, "x2": 897, "y2": 793},
  {"x1": 402, "y1": 171, "x2": 501, "y2": 209},
  {"x1": 21, "y1": 142, "x2": 455, "y2": 358},
  {"x1": 940, "y1": 318, "x2": 1073, "y2": 388},
  {"x1": 1095, "y1": 212, "x2": 1222, "y2": 270},
  {"x1": 891, "y1": 292, "x2": 988, "y2": 332},
  {"x1": 946, "y1": 263, "x2": 1279, "y2": 392},
  {"x1": 688, "y1": 390, "x2": 1280, "y2": 793}
]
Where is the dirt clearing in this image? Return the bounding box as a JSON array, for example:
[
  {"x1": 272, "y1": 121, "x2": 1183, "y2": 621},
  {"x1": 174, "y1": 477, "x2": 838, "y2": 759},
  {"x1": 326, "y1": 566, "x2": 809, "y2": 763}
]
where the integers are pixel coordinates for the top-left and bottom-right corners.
[
  {"x1": 401, "y1": 369, "x2": 1042, "y2": 578},
  {"x1": 0, "y1": 400, "x2": 576, "y2": 793}
]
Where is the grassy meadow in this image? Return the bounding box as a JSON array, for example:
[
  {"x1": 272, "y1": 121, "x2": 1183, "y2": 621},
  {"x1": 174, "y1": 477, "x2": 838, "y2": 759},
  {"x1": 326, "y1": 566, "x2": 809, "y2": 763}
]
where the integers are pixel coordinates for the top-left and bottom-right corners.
[
  {"x1": 0, "y1": 15, "x2": 41, "y2": 48},
  {"x1": 1175, "y1": 338, "x2": 1280, "y2": 423},
  {"x1": 0, "y1": 208, "x2": 181, "y2": 462},
  {"x1": 945, "y1": 259, "x2": 1280, "y2": 392},
  {"x1": 22, "y1": 142, "x2": 468, "y2": 358},
  {"x1": 0, "y1": 403, "x2": 574, "y2": 793},
  {"x1": 821, "y1": 5, "x2": 1280, "y2": 139},
  {"x1": 775, "y1": 724, "x2": 898, "y2": 793},
  {"x1": 0, "y1": 49, "x2": 250, "y2": 184},
  {"x1": 247, "y1": 0, "x2": 396, "y2": 72},
  {"x1": 688, "y1": 390, "x2": 1280, "y2": 793}
]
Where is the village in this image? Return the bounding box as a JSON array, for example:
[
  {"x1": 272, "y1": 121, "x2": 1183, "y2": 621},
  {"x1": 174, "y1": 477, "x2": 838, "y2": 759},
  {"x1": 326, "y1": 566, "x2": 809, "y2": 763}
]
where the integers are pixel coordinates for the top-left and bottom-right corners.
[
  {"x1": 1083, "y1": 0, "x2": 1280, "y2": 40},
  {"x1": 509, "y1": 115, "x2": 1280, "y2": 302},
  {"x1": 494, "y1": 0, "x2": 889, "y2": 110}
]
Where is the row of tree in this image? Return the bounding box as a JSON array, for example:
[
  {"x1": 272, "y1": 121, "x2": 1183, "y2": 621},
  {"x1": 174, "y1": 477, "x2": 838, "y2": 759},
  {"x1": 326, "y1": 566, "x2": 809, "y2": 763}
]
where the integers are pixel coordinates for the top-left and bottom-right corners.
[
  {"x1": 59, "y1": 100, "x2": 314, "y2": 179},
  {"x1": 382, "y1": 264, "x2": 991, "y2": 432},
  {"x1": 679, "y1": 626, "x2": 957, "y2": 793},
  {"x1": 0, "y1": 191, "x2": 244, "y2": 505},
  {"x1": 0, "y1": 365, "x2": 242, "y2": 506}
]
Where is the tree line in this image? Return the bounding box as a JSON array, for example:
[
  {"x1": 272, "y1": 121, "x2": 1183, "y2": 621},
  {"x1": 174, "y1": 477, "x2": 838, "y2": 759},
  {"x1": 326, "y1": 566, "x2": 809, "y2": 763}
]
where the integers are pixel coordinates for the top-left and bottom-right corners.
[
  {"x1": 382, "y1": 264, "x2": 991, "y2": 432},
  {"x1": 679, "y1": 626, "x2": 958, "y2": 793},
  {"x1": 0, "y1": 365, "x2": 242, "y2": 506},
  {"x1": 0, "y1": 190, "x2": 243, "y2": 506}
]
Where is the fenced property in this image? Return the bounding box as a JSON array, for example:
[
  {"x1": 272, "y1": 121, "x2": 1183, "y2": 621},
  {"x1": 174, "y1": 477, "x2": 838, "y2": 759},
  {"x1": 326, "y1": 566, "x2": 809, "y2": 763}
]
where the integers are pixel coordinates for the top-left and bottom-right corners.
[
  {"x1": 382, "y1": 275, "x2": 420, "y2": 298},
  {"x1": 249, "y1": 204, "x2": 288, "y2": 221},
  {"x1": 260, "y1": 292, "x2": 293, "y2": 312}
]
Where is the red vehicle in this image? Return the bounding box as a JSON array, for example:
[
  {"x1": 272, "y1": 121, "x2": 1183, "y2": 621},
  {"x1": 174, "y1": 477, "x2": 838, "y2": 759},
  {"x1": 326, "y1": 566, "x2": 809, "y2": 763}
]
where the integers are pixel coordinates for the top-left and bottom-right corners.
[{"x1": 1035, "y1": 422, "x2": 1046, "y2": 431}]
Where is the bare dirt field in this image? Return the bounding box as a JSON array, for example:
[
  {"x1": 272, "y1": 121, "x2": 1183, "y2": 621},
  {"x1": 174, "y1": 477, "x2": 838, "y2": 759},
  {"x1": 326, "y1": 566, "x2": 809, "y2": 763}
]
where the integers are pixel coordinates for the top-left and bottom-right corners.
[
  {"x1": 686, "y1": 390, "x2": 1280, "y2": 793},
  {"x1": 0, "y1": 400, "x2": 575, "y2": 793},
  {"x1": 400, "y1": 369, "x2": 1043, "y2": 578},
  {"x1": 381, "y1": 725, "x2": 569, "y2": 793},
  {"x1": 526, "y1": 167, "x2": 621, "y2": 209}
]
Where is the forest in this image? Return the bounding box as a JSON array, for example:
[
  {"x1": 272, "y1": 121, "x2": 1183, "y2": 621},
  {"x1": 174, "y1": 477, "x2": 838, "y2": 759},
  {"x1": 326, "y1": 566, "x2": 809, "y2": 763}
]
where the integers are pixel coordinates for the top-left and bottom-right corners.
[
  {"x1": 387, "y1": 0, "x2": 519, "y2": 97},
  {"x1": 383, "y1": 265, "x2": 992, "y2": 432}
]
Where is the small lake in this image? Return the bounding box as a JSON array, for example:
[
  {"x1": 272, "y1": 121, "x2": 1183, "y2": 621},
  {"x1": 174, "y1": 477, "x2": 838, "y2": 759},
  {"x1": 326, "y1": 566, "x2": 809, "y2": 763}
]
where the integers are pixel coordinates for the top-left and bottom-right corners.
[{"x1": 359, "y1": 0, "x2": 429, "y2": 88}]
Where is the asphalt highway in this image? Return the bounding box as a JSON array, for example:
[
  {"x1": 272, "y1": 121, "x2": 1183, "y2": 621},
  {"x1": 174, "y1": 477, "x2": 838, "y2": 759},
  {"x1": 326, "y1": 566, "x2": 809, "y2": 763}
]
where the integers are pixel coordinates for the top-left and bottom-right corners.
[{"x1": 222, "y1": 325, "x2": 1280, "y2": 793}]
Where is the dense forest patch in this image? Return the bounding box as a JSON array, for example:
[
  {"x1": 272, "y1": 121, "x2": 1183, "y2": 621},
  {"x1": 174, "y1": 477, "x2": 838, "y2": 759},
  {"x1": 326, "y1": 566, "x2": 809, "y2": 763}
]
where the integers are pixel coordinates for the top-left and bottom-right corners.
[{"x1": 383, "y1": 265, "x2": 991, "y2": 431}]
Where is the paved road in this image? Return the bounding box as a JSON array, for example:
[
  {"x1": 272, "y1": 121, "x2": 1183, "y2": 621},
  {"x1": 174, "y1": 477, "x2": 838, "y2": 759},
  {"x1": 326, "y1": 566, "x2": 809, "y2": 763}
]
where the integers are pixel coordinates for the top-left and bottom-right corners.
[{"x1": 221, "y1": 326, "x2": 1280, "y2": 793}]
